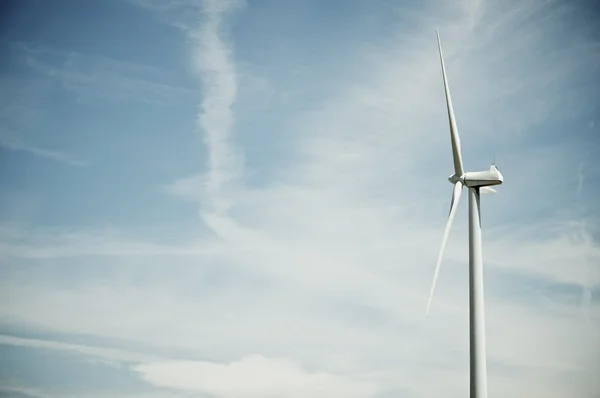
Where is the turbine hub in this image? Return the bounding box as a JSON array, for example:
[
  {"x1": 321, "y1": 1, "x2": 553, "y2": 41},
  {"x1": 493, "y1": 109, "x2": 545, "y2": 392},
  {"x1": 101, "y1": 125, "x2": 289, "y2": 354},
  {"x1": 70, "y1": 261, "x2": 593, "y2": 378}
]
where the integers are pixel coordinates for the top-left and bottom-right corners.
[{"x1": 448, "y1": 173, "x2": 465, "y2": 184}]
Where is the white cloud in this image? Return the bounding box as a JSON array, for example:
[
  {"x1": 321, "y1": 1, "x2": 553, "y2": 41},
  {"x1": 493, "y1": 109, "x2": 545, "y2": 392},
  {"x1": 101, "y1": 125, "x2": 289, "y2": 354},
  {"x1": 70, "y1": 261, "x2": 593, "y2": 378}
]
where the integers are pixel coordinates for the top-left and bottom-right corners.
[{"x1": 134, "y1": 355, "x2": 381, "y2": 398}]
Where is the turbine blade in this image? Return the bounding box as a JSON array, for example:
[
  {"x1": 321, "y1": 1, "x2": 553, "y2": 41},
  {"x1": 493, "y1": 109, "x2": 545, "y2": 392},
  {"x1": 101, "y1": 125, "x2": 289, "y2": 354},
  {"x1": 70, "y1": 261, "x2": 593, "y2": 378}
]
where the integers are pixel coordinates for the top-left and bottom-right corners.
[
  {"x1": 480, "y1": 186, "x2": 497, "y2": 195},
  {"x1": 426, "y1": 181, "x2": 463, "y2": 317},
  {"x1": 436, "y1": 30, "x2": 464, "y2": 177}
]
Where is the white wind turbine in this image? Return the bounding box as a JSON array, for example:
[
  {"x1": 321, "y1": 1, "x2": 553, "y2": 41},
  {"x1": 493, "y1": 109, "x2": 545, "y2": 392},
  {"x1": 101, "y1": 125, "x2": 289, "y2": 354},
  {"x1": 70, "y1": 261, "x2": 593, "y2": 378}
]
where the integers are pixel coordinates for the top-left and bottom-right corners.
[{"x1": 425, "y1": 30, "x2": 504, "y2": 398}]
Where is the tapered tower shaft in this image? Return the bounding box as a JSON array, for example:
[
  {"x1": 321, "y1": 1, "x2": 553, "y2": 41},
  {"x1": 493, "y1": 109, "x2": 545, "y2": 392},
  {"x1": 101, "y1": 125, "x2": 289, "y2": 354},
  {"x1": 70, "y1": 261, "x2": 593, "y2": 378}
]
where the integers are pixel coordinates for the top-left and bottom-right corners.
[{"x1": 468, "y1": 187, "x2": 488, "y2": 398}]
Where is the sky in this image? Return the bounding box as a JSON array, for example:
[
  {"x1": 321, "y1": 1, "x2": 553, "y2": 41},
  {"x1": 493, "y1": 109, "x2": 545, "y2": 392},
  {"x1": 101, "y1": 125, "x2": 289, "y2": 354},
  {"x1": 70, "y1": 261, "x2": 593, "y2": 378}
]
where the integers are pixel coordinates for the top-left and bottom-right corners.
[{"x1": 0, "y1": 0, "x2": 599, "y2": 397}]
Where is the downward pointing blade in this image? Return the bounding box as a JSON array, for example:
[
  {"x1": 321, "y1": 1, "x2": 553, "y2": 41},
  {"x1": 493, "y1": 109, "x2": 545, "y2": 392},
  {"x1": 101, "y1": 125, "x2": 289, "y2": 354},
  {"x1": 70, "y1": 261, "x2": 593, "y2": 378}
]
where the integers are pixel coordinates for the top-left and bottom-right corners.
[
  {"x1": 436, "y1": 30, "x2": 464, "y2": 178},
  {"x1": 426, "y1": 181, "x2": 463, "y2": 317}
]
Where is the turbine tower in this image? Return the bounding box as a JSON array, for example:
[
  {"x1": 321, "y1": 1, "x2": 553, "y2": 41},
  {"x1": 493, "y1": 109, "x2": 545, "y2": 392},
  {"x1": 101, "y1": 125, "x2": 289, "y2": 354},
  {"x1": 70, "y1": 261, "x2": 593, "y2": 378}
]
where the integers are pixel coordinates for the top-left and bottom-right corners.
[{"x1": 426, "y1": 30, "x2": 504, "y2": 398}]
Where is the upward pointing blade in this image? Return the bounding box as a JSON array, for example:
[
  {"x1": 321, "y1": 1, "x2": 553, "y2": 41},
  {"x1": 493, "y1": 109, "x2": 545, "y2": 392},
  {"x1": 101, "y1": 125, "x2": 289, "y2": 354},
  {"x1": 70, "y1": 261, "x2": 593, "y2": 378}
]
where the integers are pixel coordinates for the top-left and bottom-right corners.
[
  {"x1": 426, "y1": 181, "x2": 463, "y2": 317},
  {"x1": 436, "y1": 30, "x2": 464, "y2": 177}
]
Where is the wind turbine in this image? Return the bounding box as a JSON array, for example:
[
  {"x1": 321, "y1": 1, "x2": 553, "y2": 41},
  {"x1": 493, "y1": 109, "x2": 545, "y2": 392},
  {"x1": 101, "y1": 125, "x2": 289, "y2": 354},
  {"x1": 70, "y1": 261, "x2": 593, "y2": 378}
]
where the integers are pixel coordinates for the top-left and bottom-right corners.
[{"x1": 425, "y1": 30, "x2": 504, "y2": 398}]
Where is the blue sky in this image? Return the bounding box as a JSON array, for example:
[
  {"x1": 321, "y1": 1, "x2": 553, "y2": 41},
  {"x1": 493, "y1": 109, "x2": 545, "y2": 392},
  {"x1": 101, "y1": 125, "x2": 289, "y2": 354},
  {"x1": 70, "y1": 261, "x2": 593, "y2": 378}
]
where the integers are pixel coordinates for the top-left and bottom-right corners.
[{"x1": 0, "y1": 0, "x2": 599, "y2": 397}]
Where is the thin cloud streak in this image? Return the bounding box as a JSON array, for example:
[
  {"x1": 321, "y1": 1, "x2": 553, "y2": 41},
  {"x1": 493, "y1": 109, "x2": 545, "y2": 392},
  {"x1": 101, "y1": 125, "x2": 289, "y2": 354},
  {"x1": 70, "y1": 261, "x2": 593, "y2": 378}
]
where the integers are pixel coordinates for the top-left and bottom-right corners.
[
  {"x1": 0, "y1": 137, "x2": 89, "y2": 167},
  {"x1": 0, "y1": 334, "x2": 162, "y2": 363}
]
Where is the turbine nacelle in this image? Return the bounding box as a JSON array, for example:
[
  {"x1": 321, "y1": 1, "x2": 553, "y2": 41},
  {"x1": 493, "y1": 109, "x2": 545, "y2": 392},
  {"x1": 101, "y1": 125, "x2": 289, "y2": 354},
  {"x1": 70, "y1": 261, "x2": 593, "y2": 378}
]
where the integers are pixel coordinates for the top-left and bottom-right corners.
[
  {"x1": 464, "y1": 164, "x2": 503, "y2": 188},
  {"x1": 447, "y1": 165, "x2": 503, "y2": 188}
]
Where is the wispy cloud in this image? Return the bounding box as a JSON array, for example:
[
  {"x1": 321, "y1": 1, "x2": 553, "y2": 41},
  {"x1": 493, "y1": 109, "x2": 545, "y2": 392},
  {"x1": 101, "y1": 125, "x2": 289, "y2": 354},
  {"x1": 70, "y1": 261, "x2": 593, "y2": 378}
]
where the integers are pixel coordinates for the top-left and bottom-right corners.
[
  {"x1": 128, "y1": 0, "x2": 203, "y2": 33},
  {"x1": 0, "y1": 334, "x2": 160, "y2": 363},
  {"x1": 11, "y1": 42, "x2": 193, "y2": 105},
  {"x1": 0, "y1": 385, "x2": 51, "y2": 398},
  {"x1": 137, "y1": 0, "x2": 248, "y2": 218},
  {"x1": 0, "y1": 76, "x2": 89, "y2": 167},
  {"x1": 0, "y1": 224, "x2": 227, "y2": 258},
  {"x1": 0, "y1": 136, "x2": 89, "y2": 167},
  {"x1": 189, "y1": 0, "x2": 246, "y2": 218}
]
